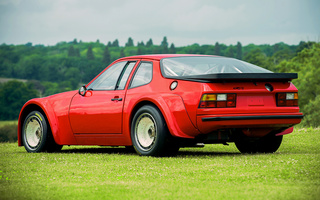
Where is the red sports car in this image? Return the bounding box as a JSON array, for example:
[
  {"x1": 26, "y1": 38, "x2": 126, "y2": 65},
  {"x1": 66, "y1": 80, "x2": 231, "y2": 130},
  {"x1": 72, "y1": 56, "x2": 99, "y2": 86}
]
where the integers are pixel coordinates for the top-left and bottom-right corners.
[{"x1": 18, "y1": 54, "x2": 303, "y2": 156}]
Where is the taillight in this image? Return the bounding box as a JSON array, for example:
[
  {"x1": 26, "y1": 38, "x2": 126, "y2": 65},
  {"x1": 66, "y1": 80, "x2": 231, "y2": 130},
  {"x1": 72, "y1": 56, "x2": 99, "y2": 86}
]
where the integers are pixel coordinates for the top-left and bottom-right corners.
[
  {"x1": 199, "y1": 94, "x2": 236, "y2": 108},
  {"x1": 277, "y1": 92, "x2": 298, "y2": 107}
]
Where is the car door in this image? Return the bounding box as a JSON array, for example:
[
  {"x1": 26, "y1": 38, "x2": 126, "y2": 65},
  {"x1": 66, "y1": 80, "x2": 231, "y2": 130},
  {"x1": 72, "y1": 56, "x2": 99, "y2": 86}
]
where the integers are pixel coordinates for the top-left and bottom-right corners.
[{"x1": 69, "y1": 61, "x2": 137, "y2": 134}]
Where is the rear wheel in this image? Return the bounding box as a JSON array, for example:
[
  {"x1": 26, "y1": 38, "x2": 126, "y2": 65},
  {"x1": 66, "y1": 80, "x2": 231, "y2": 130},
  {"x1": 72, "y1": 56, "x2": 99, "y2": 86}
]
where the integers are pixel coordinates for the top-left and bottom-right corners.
[
  {"x1": 22, "y1": 111, "x2": 62, "y2": 153},
  {"x1": 131, "y1": 105, "x2": 179, "y2": 156},
  {"x1": 235, "y1": 133, "x2": 283, "y2": 153}
]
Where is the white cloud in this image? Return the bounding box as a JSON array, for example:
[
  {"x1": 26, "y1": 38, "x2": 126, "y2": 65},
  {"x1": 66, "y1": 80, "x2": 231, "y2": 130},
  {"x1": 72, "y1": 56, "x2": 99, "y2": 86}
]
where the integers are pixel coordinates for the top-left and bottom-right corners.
[{"x1": 0, "y1": 0, "x2": 319, "y2": 46}]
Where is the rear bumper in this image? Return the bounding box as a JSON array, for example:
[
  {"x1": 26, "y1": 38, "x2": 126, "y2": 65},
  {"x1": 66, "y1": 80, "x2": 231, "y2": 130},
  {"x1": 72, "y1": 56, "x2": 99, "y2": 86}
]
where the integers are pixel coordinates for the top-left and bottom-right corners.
[
  {"x1": 197, "y1": 113, "x2": 303, "y2": 134},
  {"x1": 202, "y1": 114, "x2": 304, "y2": 122}
]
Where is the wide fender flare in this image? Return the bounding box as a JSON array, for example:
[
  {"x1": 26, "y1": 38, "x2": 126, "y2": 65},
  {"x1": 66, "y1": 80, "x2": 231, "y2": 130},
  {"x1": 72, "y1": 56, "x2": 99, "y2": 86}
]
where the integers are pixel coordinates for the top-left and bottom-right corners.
[
  {"x1": 126, "y1": 94, "x2": 200, "y2": 139},
  {"x1": 18, "y1": 99, "x2": 61, "y2": 146}
]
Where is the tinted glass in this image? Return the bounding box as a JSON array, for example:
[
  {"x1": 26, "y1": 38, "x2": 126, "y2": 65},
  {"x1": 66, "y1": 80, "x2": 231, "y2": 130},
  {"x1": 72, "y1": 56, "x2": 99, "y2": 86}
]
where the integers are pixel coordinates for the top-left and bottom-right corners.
[
  {"x1": 161, "y1": 57, "x2": 272, "y2": 77},
  {"x1": 88, "y1": 62, "x2": 126, "y2": 90},
  {"x1": 117, "y1": 62, "x2": 136, "y2": 90},
  {"x1": 130, "y1": 62, "x2": 153, "y2": 88}
]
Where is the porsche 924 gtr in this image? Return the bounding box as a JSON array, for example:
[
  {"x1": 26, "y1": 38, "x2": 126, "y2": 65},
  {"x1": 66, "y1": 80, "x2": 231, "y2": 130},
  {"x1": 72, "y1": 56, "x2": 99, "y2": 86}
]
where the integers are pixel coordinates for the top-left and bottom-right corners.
[{"x1": 18, "y1": 54, "x2": 303, "y2": 156}]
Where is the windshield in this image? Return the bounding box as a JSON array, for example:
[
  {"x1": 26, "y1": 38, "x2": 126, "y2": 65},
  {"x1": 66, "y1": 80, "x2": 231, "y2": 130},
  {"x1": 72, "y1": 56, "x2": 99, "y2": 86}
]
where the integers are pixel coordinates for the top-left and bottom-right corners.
[{"x1": 161, "y1": 56, "x2": 272, "y2": 77}]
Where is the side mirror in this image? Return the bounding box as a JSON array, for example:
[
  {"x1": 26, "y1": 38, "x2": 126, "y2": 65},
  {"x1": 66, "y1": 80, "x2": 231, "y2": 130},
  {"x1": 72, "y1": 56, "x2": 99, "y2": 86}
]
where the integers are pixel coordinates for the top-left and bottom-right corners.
[{"x1": 79, "y1": 85, "x2": 87, "y2": 96}]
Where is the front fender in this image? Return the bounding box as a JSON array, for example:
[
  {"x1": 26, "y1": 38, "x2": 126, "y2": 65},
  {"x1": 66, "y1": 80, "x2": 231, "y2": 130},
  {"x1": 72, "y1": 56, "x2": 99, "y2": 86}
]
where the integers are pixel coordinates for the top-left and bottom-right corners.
[
  {"x1": 18, "y1": 98, "x2": 60, "y2": 146},
  {"x1": 18, "y1": 91, "x2": 77, "y2": 146}
]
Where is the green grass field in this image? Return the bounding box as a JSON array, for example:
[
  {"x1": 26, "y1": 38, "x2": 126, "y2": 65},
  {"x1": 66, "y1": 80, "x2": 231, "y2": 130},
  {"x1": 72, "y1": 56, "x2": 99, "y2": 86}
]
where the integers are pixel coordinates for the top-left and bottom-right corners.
[{"x1": 0, "y1": 128, "x2": 319, "y2": 200}]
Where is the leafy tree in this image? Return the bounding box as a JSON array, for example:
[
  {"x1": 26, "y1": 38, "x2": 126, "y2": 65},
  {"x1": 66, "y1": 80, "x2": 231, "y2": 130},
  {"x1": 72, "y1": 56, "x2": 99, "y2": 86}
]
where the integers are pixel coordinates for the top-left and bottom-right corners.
[
  {"x1": 169, "y1": 43, "x2": 176, "y2": 54},
  {"x1": 214, "y1": 42, "x2": 220, "y2": 56},
  {"x1": 87, "y1": 45, "x2": 95, "y2": 60},
  {"x1": 275, "y1": 43, "x2": 320, "y2": 127},
  {"x1": 161, "y1": 37, "x2": 169, "y2": 53},
  {"x1": 112, "y1": 39, "x2": 119, "y2": 47},
  {"x1": 296, "y1": 41, "x2": 316, "y2": 55},
  {"x1": 125, "y1": 37, "x2": 134, "y2": 47},
  {"x1": 271, "y1": 49, "x2": 292, "y2": 65},
  {"x1": 68, "y1": 45, "x2": 76, "y2": 57},
  {"x1": 146, "y1": 38, "x2": 153, "y2": 47},
  {"x1": 120, "y1": 48, "x2": 125, "y2": 57},
  {"x1": 226, "y1": 46, "x2": 235, "y2": 58},
  {"x1": 137, "y1": 41, "x2": 145, "y2": 47},
  {"x1": 75, "y1": 48, "x2": 80, "y2": 57},
  {"x1": 243, "y1": 48, "x2": 274, "y2": 70},
  {"x1": 65, "y1": 67, "x2": 81, "y2": 88},
  {"x1": 0, "y1": 80, "x2": 38, "y2": 120},
  {"x1": 137, "y1": 47, "x2": 142, "y2": 55},
  {"x1": 102, "y1": 46, "x2": 111, "y2": 64},
  {"x1": 236, "y1": 42, "x2": 242, "y2": 59}
]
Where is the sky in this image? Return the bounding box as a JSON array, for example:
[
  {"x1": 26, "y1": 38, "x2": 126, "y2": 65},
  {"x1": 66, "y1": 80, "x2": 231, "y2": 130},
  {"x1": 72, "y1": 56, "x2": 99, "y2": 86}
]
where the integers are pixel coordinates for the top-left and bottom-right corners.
[{"x1": 0, "y1": 0, "x2": 319, "y2": 47}]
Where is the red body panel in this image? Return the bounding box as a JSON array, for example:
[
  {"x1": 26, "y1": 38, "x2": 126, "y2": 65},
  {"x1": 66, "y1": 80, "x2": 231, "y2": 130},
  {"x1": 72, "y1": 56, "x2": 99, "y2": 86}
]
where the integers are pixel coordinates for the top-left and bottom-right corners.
[
  {"x1": 18, "y1": 54, "x2": 303, "y2": 147},
  {"x1": 18, "y1": 91, "x2": 77, "y2": 146}
]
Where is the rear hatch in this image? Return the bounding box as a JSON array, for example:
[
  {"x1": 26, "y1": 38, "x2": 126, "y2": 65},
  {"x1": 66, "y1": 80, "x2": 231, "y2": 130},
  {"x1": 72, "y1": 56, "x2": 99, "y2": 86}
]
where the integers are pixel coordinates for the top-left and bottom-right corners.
[{"x1": 160, "y1": 56, "x2": 303, "y2": 134}]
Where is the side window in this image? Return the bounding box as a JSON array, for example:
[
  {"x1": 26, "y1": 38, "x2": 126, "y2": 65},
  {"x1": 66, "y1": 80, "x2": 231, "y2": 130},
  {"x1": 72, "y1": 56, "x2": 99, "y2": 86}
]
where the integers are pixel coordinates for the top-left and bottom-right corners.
[
  {"x1": 130, "y1": 62, "x2": 153, "y2": 88},
  {"x1": 116, "y1": 62, "x2": 136, "y2": 90},
  {"x1": 88, "y1": 62, "x2": 126, "y2": 90}
]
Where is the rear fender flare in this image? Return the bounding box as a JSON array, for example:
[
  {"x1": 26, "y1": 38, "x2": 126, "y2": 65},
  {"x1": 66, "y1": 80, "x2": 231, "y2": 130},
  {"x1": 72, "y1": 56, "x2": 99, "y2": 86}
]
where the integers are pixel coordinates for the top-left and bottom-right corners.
[{"x1": 125, "y1": 94, "x2": 200, "y2": 140}]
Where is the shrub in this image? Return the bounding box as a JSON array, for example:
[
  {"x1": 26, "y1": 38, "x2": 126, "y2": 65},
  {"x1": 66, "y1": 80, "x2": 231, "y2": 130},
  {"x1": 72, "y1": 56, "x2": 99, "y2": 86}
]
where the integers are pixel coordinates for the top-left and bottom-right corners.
[{"x1": 0, "y1": 124, "x2": 18, "y2": 142}]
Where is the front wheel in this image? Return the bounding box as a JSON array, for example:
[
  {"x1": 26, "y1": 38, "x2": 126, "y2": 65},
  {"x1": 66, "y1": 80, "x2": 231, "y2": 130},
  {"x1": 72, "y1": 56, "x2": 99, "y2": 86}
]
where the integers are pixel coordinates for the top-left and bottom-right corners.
[
  {"x1": 22, "y1": 111, "x2": 62, "y2": 153},
  {"x1": 235, "y1": 133, "x2": 283, "y2": 153},
  {"x1": 131, "y1": 105, "x2": 178, "y2": 156}
]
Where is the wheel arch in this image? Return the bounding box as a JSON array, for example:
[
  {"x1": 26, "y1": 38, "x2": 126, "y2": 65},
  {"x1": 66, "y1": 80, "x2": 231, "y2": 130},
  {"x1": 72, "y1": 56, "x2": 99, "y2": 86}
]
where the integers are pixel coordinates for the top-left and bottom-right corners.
[
  {"x1": 125, "y1": 95, "x2": 200, "y2": 142},
  {"x1": 18, "y1": 101, "x2": 58, "y2": 146}
]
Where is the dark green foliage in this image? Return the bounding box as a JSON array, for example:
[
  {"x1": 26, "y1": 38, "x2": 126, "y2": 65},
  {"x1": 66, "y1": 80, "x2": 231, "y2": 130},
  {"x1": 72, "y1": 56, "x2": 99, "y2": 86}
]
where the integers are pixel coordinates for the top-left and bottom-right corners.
[
  {"x1": 125, "y1": 37, "x2": 134, "y2": 47},
  {"x1": 137, "y1": 47, "x2": 142, "y2": 55},
  {"x1": 236, "y1": 42, "x2": 242, "y2": 59},
  {"x1": 120, "y1": 48, "x2": 125, "y2": 57},
  {"x1": 102, "y1": 46, "x2": 111, "y2": 64},
  {"x1": 243, "y1": 48, "x2": 274, "y2": 71},
  {"x1": 0, "y1": 81, "x2": 38, "y2": 120},
  {"x1": 169, "y1": 43, "x2": 176, "y2": 54},
  {"x1": 295, "y1": 41, "x2": 316, "y2": 55},
  {"x1": 146, "y1": 38, "x2": 153, "y2": 47},
  {"x1": 226, "y1": 46, "x2": 235, "y2": 58},
  {"x1": 68, "y1": 45, "x2": 76, "y2": 57},
  {"x1": 0, "y1": 39, "x2": 317, "y2": 126},
  {"x1": 68, "y1": 45, "x2": 80, "y2": 57},
  {"x1": 214, "y1": 42, "x2": 221, "y2": 56},
  {"x1": 86, "y1": 45, "x2": 95, "y2": 60},
  {"x1": 275, "y1": 43, "x2": 320, "y2": 127},
  {"x1": 112, "y1": 39, "x2": 119, "y2": 47},
  {"x1": 0, "y1": 124, "x2": 17, "y2": 142},
  {"x1": 161, "y1": 37, "x2": 169, "y2": 53},
  {"x1": 138, "y1": 41, "x2": 145, "y2": 46}
]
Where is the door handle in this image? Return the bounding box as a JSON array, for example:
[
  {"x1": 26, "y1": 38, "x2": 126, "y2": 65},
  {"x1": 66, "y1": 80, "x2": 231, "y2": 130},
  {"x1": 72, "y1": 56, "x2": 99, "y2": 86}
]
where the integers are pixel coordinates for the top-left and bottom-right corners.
[{"x1": 111, "y1": 97, "x2": 122, "y2": 101}]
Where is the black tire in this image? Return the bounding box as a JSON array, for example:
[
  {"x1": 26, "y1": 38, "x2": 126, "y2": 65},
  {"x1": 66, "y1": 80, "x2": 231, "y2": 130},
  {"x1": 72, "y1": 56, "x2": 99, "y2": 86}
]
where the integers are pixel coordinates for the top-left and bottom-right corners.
[
  {"x1": 22, "y1": 111, "x2": 62, "y2": 153},
  {"x1": 235, "y1": 133, "x2": 283, "y2": 153},
  {"x1": 131, "y1": 105, "x2": 178, "y2": 156}
]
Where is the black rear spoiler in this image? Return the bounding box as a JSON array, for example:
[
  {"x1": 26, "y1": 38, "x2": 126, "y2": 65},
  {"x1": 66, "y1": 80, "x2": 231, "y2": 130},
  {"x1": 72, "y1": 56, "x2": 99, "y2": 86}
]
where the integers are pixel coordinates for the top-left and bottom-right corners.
[{"x1": 166, "y1": 73, "x2": 298, "y2": 83}]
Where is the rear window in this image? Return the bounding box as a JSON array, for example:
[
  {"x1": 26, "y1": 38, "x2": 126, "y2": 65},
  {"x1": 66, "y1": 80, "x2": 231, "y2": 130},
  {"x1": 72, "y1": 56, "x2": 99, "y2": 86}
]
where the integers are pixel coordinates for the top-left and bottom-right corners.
[{"x1": 161, "y1": 56, "x2": 272, "y2": 77}]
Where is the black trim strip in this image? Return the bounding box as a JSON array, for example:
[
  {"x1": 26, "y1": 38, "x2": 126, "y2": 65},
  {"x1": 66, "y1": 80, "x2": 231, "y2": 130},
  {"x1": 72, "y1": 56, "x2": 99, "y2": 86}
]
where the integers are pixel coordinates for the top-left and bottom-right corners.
[
  {"x1": 166, "y1": 73, "x2": 297, "y2": 83},
  {"x1": 202, "y1": 115, "x2": 304, "y2": 122}
]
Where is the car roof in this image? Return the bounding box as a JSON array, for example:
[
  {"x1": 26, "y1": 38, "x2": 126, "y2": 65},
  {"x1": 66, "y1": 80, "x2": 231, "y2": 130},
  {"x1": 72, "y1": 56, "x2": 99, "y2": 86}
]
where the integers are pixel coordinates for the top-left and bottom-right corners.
[{"x1": 116, "y1": 54, "x2": 218, "y2": 61}]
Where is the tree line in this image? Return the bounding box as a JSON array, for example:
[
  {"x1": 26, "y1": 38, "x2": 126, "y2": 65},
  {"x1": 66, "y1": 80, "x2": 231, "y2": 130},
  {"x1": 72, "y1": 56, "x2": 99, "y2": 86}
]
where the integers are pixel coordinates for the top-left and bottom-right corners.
[{"x1": 0, "y1": 37, "x2": 319, "y2": 126}]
